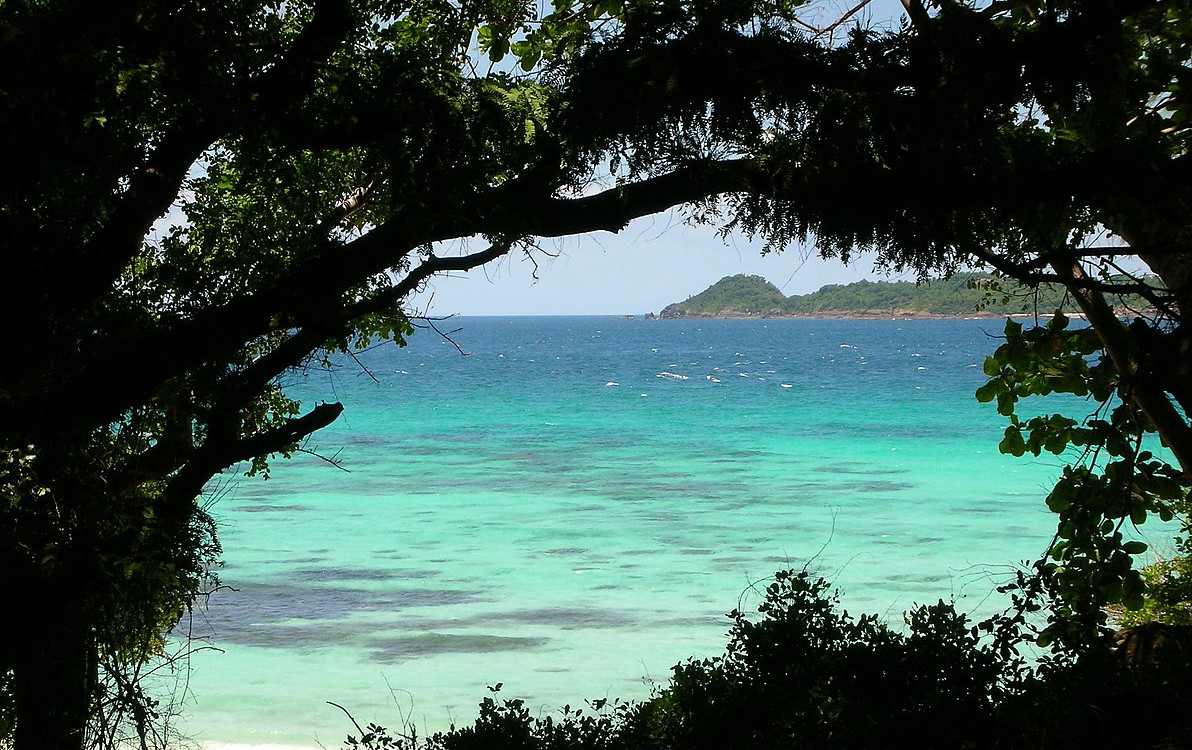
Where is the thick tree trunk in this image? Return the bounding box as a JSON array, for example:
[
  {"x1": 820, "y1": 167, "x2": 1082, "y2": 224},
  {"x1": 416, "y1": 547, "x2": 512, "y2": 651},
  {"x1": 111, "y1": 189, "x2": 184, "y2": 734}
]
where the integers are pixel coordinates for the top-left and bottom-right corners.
[
  {"x1": 10, "y1": 576, "x2": 94, "y2": 750},
  {"x1": 1051, "y1": 259, "x2": 1192, "y2": 477}
]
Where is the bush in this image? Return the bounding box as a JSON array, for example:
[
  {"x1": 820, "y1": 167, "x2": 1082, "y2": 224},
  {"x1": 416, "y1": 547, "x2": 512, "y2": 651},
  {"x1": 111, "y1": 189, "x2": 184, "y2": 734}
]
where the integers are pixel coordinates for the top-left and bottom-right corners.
[
  {"x1": 343, "y1": 570, "x2": 1192, "y2": 750},
  {"x1": 622, "y1": 571, "x2": 1013, "y2": 750}
]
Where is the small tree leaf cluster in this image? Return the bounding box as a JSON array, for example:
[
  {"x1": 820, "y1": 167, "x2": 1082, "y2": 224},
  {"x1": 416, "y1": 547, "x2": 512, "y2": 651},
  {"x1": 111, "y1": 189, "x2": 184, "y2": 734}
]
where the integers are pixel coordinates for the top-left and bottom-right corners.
[{"x1": 977, "y1": 313, "x2": 1190, "y2": 648}]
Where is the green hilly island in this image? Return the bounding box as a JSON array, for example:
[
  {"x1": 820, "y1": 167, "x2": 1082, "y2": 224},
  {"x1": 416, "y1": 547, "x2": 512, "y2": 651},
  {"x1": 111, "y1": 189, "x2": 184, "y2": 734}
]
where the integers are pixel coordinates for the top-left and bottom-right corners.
[{"x1": 655, "y1": 273, "x2": 1154, "y2": 318}]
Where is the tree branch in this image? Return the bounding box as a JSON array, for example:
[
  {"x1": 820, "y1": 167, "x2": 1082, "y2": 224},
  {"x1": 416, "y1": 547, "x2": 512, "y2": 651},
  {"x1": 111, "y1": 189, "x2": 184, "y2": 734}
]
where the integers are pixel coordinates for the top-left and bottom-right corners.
[
  {"x1": 969, "y1": 246, "x2": 1172, "y2": 313},
  {"x1": 900, "y1": 0, "x2": 930, "y2": 26},
  {"x1": 1050, "y1": 259, "x2": 1192, "y2": 477},
  {"x1": 111, "y1": 240, "x2": 518, "y2": 492},
  {"x1": 3, "y1": 159, "x2": 765, "y2": 437},
  {"x1": 161, "y1": 402, "x2": 345, "y2": 522},
  {"x1": 55, "y1": 0, "x2": 356, "y2": 317},
  {"x1": 317, "y1": 181, "x2": 378, "y2": 236}
]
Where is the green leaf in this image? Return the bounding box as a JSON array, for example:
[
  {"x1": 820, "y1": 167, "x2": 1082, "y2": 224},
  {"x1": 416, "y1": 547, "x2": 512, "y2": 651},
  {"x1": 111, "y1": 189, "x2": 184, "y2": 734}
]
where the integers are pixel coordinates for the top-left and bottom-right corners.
[
  {"x1": 974, "y1": 380, "x2": 999, "y2": 403},
  {"x1": 999, "y1": 426, "x2": 1027, "y2": 456},
  {"x1": 1046, "y1": 487, "x2": 1071, "y2": 513},
  {"x1": 995, "y1": 390, "x2": 1017, "y2": 417},
  {"x1": 1130, "y1": 505, "x2": 1148, "y2": 526}
]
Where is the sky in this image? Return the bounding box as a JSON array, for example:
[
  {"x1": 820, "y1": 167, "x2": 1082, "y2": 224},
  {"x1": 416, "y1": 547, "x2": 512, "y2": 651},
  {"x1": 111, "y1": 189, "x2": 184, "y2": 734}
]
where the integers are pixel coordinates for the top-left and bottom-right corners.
[
  {"x1": 149, "y1": 0, "x2": 915, "y2": 318},
  {"x1": 408, "y1": 0, "x2": 915, "y2": 317},
  {"x1": 408, "y1": 219, "x2": 911, "y2": 316}
]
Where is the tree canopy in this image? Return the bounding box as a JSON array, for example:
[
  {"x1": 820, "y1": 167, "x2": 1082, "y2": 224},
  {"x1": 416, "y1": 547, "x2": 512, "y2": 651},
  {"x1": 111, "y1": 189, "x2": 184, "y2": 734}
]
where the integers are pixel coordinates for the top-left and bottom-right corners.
[{"x1": 3, "y1": 0, "x2": 1192, "y2": 748}]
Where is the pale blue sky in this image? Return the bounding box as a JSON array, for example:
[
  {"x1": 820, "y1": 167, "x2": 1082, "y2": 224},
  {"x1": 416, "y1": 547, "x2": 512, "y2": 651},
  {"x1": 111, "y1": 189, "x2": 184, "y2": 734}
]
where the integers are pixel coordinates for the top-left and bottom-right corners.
[
  {"x1": 410, "y1": 219, "x2": 908, "y2": 316},
  {"x1": 412, "y1": 0, "x2": 914, "y2": 316}
]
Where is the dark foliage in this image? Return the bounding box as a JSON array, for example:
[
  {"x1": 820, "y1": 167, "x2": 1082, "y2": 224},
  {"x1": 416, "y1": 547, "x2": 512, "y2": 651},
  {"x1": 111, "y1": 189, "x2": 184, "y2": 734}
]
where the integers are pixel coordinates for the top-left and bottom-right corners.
[
  {"x1": 8, "y1": 1, "x2": 1192, "y2": 747},
  {"x1": 343, "y1": 570, "x2": 1192, "y2": 750}
]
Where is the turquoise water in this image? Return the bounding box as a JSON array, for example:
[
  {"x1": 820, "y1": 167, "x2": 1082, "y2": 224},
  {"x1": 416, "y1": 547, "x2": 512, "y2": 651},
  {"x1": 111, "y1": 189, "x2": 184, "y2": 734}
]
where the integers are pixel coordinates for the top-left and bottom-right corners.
[{"x1": 173, "y1": 317, "x2": 1078, "y2": 747}]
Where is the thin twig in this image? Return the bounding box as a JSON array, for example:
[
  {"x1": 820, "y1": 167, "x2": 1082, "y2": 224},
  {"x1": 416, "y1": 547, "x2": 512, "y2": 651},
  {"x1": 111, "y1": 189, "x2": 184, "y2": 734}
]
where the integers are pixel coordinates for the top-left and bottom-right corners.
[
  {"x1": 346, "y1": 347, "x2": 380, "y2": 383},
  {"x1": 327, "y1": 701, "x2": 366, "y2": 737},
  {"x1": 296, "y1": 446, "x2": 352, "y2": 472},
  {"x1": 411, "y1": 315, "x2": 472, "y2": 356}
]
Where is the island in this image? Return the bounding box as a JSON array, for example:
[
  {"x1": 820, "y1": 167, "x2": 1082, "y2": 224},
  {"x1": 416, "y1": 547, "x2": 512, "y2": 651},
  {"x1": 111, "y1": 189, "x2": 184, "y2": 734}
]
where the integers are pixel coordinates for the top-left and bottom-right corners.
[{"x1": 654, "y1": 273, "x2": 1154, "y2": 319}]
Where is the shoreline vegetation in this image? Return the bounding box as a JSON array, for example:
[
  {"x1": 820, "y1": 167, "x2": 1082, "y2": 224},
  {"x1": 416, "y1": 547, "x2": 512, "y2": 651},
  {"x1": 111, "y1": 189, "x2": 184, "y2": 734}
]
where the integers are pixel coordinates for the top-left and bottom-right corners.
[
  {"x1": 645, "y1": 273, "x2": 1154, "y2": 320},
  {"x1": 648, "y1": 308, "x2": 1060, "y2": 320},
  {"x1": 327, "y1": 570, "x2": 1192, "y2": 750}
]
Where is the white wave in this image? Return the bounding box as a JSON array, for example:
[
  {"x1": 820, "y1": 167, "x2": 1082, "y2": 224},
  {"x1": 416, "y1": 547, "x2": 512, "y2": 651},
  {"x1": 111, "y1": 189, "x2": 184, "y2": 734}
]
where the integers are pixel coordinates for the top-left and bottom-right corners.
[
  {"x1": 658, "y1": 371, "x2": 690, "y2": 380},
  {"x1": 605, "y1": 381, "x2": 619, "y2": 387}
]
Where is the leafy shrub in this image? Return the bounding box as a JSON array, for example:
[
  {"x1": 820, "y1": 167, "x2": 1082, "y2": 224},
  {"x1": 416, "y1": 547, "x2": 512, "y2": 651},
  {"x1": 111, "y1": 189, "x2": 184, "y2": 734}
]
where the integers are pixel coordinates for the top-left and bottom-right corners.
[
  {"x1": 623, "y1": 571, "x2": 1013, "y2": 750},
  {"x1": 343, "y1": 570, "x2": 1192, "y2": 750}
]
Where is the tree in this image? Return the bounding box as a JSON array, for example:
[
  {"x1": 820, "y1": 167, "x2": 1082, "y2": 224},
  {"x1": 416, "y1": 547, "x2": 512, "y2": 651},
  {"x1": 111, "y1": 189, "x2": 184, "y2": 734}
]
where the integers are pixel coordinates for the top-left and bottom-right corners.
[
  {"x1": 0, "y1": 2, "x2": 763, "y2": 747},
  {"x1": 3, "y1": 0, "x2": 1192, "y2": 748}
]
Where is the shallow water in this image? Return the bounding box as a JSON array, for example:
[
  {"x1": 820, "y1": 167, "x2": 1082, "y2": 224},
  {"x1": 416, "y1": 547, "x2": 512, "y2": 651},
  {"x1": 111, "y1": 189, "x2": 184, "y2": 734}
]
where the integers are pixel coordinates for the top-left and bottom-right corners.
[{"x1": 173, "y1": 317, "x2": 1082, "y2": 747}]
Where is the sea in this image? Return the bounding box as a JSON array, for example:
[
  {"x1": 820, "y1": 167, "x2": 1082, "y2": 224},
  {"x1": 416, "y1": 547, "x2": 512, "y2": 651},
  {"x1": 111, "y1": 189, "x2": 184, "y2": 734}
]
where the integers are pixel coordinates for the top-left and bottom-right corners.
[{"x1": 167, "y1": 315, "x2": 1118, "y2": 748}]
